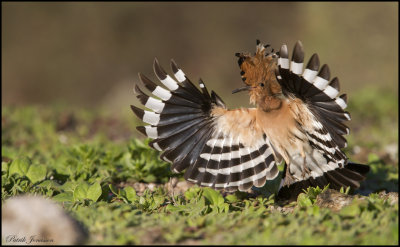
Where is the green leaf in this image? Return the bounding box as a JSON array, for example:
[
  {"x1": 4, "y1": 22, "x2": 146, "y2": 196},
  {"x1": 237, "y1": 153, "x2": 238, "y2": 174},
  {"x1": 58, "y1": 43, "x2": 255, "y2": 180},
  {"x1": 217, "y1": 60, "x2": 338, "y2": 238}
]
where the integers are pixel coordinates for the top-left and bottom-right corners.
[
  {"x1": 367, "y1": 153, "x2": 380, "y2": 163},
  {"x1": 340, "y1": 203, "x2": 361, "y2": 218},
  {"x1": 124, "y1": 186, "x2": 138, "y2": 203},
  {"x1": 184, "y1": 187, "x2": 201, "y2": 201},
  {"x1": 202, "y1": 188, "x2": 224, "y2": 207},
  {"x1": 139, "y1": 196, "x2": 146, "y2": 205},
  {"x1": 87, "y1": 183, "x2": 102, "y2": 202},
  {"x1": 37, "y1": 180, "x2": 63, "y2": 191},
  {"x1": 53, "y1": 192, "x2": 73, "y2": 202},
  {"x1": 60, "y1": 181, "x2": 78, "y2": 192},
  {"x1": 340, "y1": 186, "x2": 349, "y2": 194},
  {"x1": 109, "y1": 184, "x2": 119, "y2": 195},
  {"x1": 2, "y1": 161, "x2": 9, "y2": 172},
  {"x1": 9, "y1": 156, "x2": 31, "y2": 176},
  {"x1": 26, "y1": 164, "x2": 47, "y2": 183},
  {"x1": 297, "y1": 193, "x2": 313, "y2": 207},
  {"x1": 225, "y1": 194, "x2": 238, "y2": 203},
  {"x1": 73, "y1": 183, "x2": 89, "y2": 201},
  {"x1": 153, "y1": 195, "x2": 165, "y2": 208},
  {"x1": 143, "y1": 174, "x2": 156, "y2": 183},
  {"x1": 307, "y1": 205, "x2": 320, "y2": 216},
  {"x1": 37, "y1": 180, "x2": 53, "y2": 188},
  {"x1": 119, "y1": 188, "x2": 127, "y2": 198},
  {"x1": 165, "y1": 204, "x2": 180, "y2": 212}
]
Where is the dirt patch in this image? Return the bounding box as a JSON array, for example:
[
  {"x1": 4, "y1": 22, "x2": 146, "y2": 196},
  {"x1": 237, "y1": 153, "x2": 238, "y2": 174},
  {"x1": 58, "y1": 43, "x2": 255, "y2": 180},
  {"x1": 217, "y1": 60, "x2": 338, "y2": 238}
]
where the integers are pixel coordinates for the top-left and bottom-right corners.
[
  {"x1": 315, "y1": 189, "x2": 399, "y2": 211},
  {"x1": 118, "y1": 177, "x2": 195, "y2": 196}
]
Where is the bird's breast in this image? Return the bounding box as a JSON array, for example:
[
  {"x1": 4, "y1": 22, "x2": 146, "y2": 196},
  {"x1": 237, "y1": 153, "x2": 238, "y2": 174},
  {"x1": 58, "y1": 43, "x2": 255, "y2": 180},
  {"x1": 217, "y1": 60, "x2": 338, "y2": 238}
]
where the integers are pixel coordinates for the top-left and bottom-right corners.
[
  {"x1": 257, "y1": 99, "x2": 307, "y2": 163},
  {"x1": 211, "y1": 107, "x2": 263, "y2": 147}
]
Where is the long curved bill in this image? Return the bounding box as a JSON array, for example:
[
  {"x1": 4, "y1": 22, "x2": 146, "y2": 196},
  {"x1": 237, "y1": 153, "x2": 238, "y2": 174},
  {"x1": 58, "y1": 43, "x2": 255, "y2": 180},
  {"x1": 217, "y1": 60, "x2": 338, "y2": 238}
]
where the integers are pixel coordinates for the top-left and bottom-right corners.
[{"x1": 232, "y1": 85, "x2": 252, "y2": 94}]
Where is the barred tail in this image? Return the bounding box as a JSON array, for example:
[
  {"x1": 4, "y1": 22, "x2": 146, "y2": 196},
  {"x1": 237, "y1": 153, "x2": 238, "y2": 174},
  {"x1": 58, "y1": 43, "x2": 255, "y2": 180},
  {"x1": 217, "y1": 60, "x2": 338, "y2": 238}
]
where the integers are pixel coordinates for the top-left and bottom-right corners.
[{"x1": 277, "y1": 162, "x2": 370, "y2": 201}]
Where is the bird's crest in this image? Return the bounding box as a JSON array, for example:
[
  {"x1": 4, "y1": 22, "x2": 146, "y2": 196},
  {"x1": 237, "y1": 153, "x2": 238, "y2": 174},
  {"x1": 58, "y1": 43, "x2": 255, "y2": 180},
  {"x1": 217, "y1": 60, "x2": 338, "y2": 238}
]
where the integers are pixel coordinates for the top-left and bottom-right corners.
[
  {"x1": 234, "y1": 40, "x2": 282, "y2": 108},
  {"x1": 235, "y1": 39, "x2": 278, "y2": 88}
]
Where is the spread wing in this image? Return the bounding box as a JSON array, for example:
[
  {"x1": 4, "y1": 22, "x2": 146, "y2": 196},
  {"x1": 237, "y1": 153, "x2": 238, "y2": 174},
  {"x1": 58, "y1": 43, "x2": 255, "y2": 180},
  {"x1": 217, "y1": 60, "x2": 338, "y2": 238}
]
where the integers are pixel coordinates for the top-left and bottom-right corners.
[
  {"x1": 131, "y1": 59, "x2": 278, "y2": 192},
  {"x1": 276, "y1": 41, "x2": 350, "y2": 150},
  {"x1": 274, "y1": 41, "x2": 369, "y2": 200}
]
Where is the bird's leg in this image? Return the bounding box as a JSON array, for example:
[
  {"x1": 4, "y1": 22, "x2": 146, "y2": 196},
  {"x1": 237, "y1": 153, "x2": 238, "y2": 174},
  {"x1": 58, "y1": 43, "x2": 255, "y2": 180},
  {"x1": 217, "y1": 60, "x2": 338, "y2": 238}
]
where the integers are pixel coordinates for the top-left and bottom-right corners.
[
  {"x1": 301, "y1": 151, "x2": 311, "y2": 178},
  {"x1": 283, "y1": 164, "x2": 295, "y2": 186}
]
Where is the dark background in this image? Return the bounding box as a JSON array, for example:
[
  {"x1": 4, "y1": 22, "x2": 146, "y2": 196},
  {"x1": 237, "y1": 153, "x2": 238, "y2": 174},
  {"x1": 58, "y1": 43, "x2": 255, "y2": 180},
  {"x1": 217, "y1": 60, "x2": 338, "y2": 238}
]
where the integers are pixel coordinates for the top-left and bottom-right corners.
[{"x1": 2, "y1": 2, "x2": 397, "y2": 112}]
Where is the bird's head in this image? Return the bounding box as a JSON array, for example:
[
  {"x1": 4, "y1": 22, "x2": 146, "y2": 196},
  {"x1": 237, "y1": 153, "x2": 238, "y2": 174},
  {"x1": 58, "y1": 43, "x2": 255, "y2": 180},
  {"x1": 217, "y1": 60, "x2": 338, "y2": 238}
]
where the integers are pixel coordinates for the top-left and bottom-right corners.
[{"x1": 233, "y1": 40, "x2": 283, "y2": 111}]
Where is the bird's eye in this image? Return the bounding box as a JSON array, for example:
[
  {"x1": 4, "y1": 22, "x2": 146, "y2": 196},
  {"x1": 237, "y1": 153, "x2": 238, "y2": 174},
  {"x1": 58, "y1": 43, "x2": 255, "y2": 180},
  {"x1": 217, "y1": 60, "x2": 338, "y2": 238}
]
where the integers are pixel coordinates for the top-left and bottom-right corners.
[{"x1": 259, "y1": 83, "x2": 265, "y2": 88}]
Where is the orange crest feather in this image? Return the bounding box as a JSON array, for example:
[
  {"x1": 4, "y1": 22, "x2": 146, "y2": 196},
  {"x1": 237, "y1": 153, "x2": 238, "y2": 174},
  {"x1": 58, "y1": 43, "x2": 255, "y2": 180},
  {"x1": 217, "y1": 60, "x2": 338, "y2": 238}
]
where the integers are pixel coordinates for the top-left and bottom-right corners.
[{"x1": 237, "y1": 41, "x2": 277, "y2": 87}]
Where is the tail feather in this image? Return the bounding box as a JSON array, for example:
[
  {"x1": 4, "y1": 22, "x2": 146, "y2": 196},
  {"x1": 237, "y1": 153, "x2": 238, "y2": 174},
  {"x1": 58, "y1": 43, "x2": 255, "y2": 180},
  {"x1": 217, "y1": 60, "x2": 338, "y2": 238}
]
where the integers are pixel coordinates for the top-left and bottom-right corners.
[
  {"x1": 277, "y1": 162, "x2": 370, "y2": 201},
  {"x1": 329, "y1": 169, "x2": 360, "y2": 188},
  {"x1": 346, "y1": 162, "x2": 370, "y2": 175}
]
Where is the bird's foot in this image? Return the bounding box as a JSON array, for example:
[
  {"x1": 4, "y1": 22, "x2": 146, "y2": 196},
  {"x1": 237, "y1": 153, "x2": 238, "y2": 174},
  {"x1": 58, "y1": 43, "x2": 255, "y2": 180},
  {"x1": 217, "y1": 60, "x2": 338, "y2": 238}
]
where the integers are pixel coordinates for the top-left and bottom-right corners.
[
  {"x1": 301, "y1": 165, "x2": 311, "y2": 179},
  {"x1": 283, "y1": 168, "x2": 295, "y2": 187},
  {"x1": 301, "y1": 156, "x2": 311, "y2": 179}
]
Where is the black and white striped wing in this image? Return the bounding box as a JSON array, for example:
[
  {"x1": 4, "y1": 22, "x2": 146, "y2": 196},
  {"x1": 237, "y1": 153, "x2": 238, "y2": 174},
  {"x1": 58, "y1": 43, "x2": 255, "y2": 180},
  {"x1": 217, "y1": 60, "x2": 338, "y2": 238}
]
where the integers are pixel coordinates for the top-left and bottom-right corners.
[
  {"x1": 276, "y1": 41, "x2": 350, "y2": 150},
  {"x1": 131, "y1": 59, "x2": 278, "y2": 191},
  {"x1": 275, "y1": 41, "x2": 369, "y2": 200}
]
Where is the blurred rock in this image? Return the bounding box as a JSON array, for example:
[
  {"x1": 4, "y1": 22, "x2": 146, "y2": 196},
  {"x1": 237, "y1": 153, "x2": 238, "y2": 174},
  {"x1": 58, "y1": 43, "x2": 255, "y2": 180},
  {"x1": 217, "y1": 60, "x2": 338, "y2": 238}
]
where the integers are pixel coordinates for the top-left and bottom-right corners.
[
  {"x1": 315, "y1": 189, "x2": 399, "y2": 211},
  {"x1": 315, "y1": 189, "x2": 364, "y2": 212},
  {"x1": 378, "y1": 191, "x2": 398, "y2": 206},
  {"x1": 353, "y1": 145, "x2": 362, "y2": 154},
  {"x1": 130, "y1": 182, "x2": 148, "y2": 195},
  {"x1": 268, "y1": 205, "x2": 295, "y2": 214},
  {"x1": 163, "y1": 177, "x2": 179, "y2": 194},
  {"x1": 168, "y1": 180, "x2": 194, "y2": 195},
  {"x1": 124, "y1": 178, "x2": 194, "y2": 196},
  {"x1": 351, "y1": 145, "x2": 370, "y2": 164},
  {"x1": 382, "y1": 143, "x2": 398, "y2": 164},
  {"x1": 2, "y1": 195, "x2": 87, "y2": 245}
]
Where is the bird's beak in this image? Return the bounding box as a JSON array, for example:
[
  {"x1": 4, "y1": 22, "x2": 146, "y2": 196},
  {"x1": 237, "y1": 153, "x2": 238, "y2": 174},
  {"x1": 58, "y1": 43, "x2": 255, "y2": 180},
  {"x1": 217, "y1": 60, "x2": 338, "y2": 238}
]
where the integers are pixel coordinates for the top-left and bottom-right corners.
[{"x1": 232, "y1": 85, "x2": 252, "y2": 94}]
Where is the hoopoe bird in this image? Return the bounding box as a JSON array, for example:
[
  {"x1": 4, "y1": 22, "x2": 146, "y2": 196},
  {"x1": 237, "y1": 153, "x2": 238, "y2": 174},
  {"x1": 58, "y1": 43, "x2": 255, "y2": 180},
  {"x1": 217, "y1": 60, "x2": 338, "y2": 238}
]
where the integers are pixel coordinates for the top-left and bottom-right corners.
[{"x1": 131, "y1": 40, "x2": 370, "y2": 201}]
